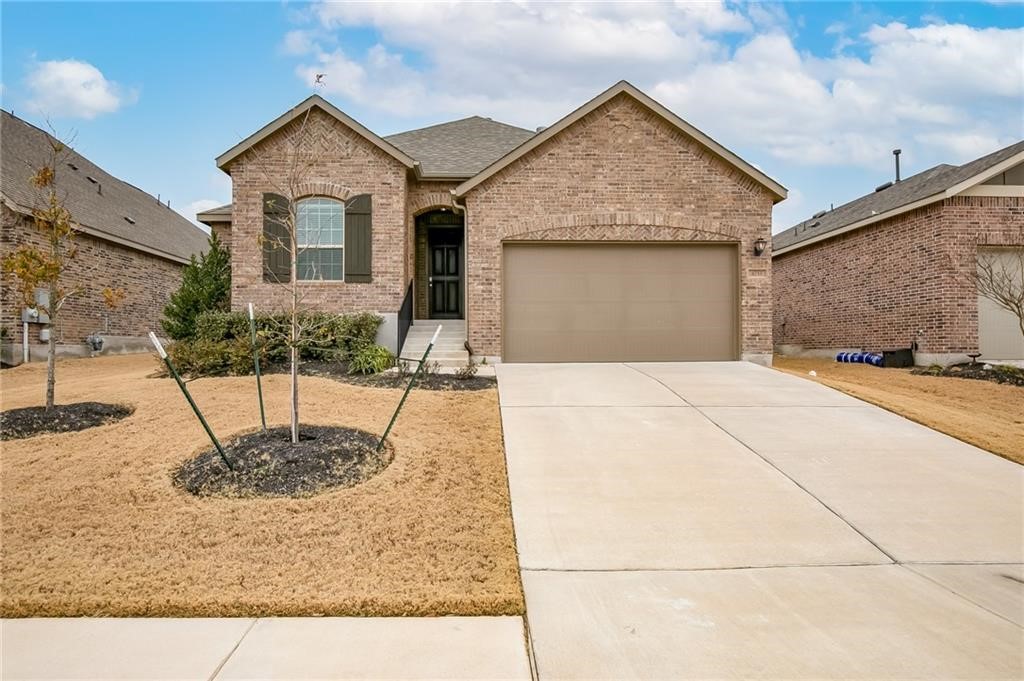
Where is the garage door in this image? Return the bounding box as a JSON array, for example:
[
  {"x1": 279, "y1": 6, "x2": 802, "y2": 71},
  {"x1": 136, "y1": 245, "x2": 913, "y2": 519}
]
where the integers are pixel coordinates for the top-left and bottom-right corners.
[
  {"x1": 503, "y1": 243, "x2": 738, "y2": 362},
  {"x1": 978, "y1": 247, "x2": 1024, "y2": 360}
]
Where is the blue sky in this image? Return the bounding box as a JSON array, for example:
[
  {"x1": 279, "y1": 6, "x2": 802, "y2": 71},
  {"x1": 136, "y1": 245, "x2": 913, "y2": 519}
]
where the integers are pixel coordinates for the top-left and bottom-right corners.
[{"x1": 2, "y1": 1, "x2": 1022, "y2": 232}]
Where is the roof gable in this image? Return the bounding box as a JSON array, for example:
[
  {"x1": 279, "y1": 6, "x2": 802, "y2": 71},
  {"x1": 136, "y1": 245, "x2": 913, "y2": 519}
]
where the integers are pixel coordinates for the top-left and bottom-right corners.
[
  {"x1": 1, "y1": 110, "x2": 208, "y2": 264},
  {"x1": 773, "y1": 139, "x2": 1024, "y2": 255},
  {"x1": 215, "y1": 95, "x2": 416, "y2": 172},
  {"x1": 385, "y1": 116, "x2": 535, "y2": 178},
  {"x1": 454, "y1": 80, "x2": 787, "y2": 202}
]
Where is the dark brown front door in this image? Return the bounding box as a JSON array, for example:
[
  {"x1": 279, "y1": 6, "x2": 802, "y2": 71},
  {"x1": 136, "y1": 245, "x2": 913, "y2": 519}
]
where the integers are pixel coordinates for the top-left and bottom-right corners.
[{"x1": 429, "y1": 231, "x2": 462, "y2": 319}]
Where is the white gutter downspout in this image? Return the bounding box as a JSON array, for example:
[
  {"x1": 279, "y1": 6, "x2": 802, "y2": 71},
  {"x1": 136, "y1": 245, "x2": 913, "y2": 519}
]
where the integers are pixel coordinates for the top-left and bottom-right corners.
[{"x1": 450, "y1": 190, "x2": 470, "y2": 353}]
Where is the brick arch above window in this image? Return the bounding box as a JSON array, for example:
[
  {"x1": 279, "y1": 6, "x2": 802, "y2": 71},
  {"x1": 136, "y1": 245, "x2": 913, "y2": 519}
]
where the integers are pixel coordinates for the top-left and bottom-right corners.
[
  {"x1": 501, "y1": 213, "x2": 743, "y2": 242},
  {"x1": 292, "y1": 180, "x2": 354, "y2": 202},
  {"x1": 411, "y1": 192, "x2": 455, "y2": 216}
]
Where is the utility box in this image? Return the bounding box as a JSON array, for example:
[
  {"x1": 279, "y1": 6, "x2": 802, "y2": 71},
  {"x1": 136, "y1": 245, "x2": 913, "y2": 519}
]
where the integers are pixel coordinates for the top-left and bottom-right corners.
[{"x1": 882, "y1": 349, "x2": 914, "y2": 368}]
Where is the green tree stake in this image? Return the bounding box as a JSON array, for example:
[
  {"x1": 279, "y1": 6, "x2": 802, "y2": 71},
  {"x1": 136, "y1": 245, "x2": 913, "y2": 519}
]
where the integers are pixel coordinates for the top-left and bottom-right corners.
[
  {"x1": 378, "y1": 325, "x2": 441, "y2": 452},
  {"x1": 248, "y1": 302, "x2": 267, "y2": 432},
  {"x1": 149, "y1": 332, "x2": 233, "y2": 471}
]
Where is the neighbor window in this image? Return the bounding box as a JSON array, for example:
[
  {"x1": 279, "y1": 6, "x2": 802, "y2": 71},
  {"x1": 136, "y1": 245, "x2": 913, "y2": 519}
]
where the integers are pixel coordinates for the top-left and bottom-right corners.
[{"x1": 296, "y1": 197, "x2": 344, "y2": 281}]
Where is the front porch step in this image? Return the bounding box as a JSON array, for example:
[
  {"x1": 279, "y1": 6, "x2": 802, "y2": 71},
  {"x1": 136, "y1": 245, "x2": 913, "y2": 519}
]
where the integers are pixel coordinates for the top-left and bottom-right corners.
[{"x1": 399, "y1": 319, "x2": 470, "y2": 367}]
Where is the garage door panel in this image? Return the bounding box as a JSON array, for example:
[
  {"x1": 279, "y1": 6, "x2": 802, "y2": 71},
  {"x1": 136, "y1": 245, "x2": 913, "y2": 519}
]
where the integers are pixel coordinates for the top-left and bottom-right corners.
[
  {"x1": 503, "y1": 243, "x2": 738, "y2": 362},
  {"x1": 978, "y1": 247, "x2": 1024, "y2": 360}
]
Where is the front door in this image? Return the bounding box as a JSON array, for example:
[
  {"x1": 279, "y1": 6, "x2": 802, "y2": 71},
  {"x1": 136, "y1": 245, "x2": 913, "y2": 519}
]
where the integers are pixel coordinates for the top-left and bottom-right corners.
[{"x1": 429, "y1": 231, "x2": 462, "y2": 318}]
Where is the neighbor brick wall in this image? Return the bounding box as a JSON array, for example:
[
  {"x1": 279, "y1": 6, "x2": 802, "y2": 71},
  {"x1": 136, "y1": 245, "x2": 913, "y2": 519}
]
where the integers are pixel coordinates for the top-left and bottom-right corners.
[
  {"x1": 772, "y1": 196, "x2": 1024, "y2": 355},
  {"x1": 1, "y1": 203, "x2": 185, "y2": 347},
  {"x1": 462, "y1": 93, "x2": 776, "y2": 359},
  {"x1": 226, "y1": 108, "x2": 408, "y2": 315}
]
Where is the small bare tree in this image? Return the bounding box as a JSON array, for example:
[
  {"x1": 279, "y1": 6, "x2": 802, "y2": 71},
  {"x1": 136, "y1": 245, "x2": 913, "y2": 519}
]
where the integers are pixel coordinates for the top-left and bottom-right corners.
[
  {"x1": 970, "y1": 247, "x2": 1024, "y2": 342},
  {"x1": 246, "y1": 109, "x2": 349, "y2": 443},
  {"x1": 2, "y1": 131, "x2": 124, "y2": 409}
]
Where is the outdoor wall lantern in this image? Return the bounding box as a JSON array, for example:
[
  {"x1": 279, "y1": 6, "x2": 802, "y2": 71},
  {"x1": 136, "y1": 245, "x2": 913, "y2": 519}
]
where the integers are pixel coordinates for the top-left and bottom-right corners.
[{"x1": 753, "y1": 237, "x2": 767, "y2": 256}]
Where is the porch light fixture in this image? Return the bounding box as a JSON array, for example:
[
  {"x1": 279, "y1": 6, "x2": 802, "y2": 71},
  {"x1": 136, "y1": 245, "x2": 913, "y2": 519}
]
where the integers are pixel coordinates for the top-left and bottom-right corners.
[{"x1": 753, "y1": 237, "x2": 767, "y2": 256}]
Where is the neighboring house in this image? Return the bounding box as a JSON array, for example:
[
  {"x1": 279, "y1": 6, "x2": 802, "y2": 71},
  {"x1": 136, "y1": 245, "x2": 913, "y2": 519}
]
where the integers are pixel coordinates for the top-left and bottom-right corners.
[
  {"x1": 1, "y1": 110, "x2": 209, "y2": 364},
  {"x1": 773, "y1": 141, "x2": 1024, "y2": 365},
  {"x1": 199, "y1": 81, "x2": 786, "y2": 364}
]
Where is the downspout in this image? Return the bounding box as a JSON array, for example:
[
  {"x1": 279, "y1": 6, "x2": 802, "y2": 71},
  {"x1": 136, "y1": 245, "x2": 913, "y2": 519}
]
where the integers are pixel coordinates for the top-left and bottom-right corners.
[{"x1": 450, "y1": 190, "x2": 472, "y2": 355}]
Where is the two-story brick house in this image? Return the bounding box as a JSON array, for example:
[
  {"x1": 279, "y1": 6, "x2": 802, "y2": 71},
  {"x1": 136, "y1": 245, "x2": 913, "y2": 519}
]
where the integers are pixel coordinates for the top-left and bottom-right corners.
[{"x1": 199, "y1": 81, "x2": 786, "y2": 364}]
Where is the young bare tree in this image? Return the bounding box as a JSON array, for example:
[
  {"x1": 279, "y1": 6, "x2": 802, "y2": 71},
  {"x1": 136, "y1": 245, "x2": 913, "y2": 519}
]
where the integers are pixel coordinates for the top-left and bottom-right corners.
[
  {"x1": 3, "y1": 131, "x2": 126, "y2": 410},
  {"x1": 970, "y1": 247, "x2": 1024, "y2": 342},
  {"x1": 247, "y1": 109, "x2": 359, "y2": 443}
]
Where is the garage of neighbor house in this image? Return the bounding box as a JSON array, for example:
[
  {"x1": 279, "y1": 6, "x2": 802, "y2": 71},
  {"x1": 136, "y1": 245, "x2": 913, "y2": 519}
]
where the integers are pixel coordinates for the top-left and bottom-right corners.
[{"x1": 502, "y1": 243, "x2": 739, "y2": 362}]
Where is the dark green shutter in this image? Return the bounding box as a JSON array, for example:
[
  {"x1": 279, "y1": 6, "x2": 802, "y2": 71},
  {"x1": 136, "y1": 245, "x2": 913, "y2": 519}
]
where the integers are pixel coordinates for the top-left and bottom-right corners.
[
  {"x1": 263, "y1": 193, "x2": 290, "y2": 283},
  {"x1": 345, "y1": 194, "x2": 372, "y2": 283}
]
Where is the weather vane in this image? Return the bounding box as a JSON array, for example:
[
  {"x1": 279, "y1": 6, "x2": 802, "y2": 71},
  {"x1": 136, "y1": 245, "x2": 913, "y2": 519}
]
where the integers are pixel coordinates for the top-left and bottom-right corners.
[{"x1": 314, "y1": 73, "x2": 326, "y2": 88}]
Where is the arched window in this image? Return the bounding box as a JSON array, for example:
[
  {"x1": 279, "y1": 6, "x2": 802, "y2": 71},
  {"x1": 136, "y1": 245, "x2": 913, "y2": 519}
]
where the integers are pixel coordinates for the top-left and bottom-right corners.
[{"x1": 296, "y1": 197, "x2": 344, "y2": 280}]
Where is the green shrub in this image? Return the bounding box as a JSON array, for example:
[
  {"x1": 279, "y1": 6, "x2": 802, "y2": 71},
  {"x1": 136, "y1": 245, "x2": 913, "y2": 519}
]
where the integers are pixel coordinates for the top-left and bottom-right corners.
[
  {"x1": 161, "y1": 232, "x2": 231, "y2": 340},
  {"x1": 169, "y1": 310, "x2": 383, "y2": 377},
  {"x1": 348, "y1": 344, "x2": 395, "y2": 375},
  {"x1": 167, "y1": 339, "x2": 230, "y2": 376},
  {"x1": 192, "y1": 310, "x2": 382, "y2": 362}
]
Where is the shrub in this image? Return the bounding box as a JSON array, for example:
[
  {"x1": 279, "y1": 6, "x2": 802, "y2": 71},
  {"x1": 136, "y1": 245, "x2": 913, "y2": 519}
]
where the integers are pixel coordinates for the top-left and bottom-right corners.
[
  {"x1": 348, "y1": 344, "x2": 395, "y2": 375},
  {"x1": 161, "y1": 232, "x2": 230, "y2": 340},
  {"x1": 167, "y1": 310, "x2": 383, "y2": 377},
  {"x1": 454, "y1": 361, "x2": 478, "y2": 380},
  {"x1": 193, "y1": 310, "x2": 382, "y2": 362}
]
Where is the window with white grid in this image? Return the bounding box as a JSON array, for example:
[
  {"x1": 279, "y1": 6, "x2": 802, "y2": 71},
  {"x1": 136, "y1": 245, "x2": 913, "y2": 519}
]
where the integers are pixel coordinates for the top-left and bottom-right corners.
[{"x1": 296, "y1": 197, "x2": 344, "y2": 281}]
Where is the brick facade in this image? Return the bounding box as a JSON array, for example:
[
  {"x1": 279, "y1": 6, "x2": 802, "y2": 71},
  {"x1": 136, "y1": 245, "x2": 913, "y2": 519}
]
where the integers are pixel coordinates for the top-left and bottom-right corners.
[
  {"x1": 461, "y1": 94, "x2": 775, "y2": 360},
  {"x1": 225, "y1": 108, "x2": 409, "y2": 315},
  {"x1": 1, "y1": 203, "x2": 185, "y2": 350},
  {"x1": 773, "y1": 196, "x2": 1024, "y2": 358},
  {"x1": 220, "y1": 93, "x2": 778, "y2": 361}
]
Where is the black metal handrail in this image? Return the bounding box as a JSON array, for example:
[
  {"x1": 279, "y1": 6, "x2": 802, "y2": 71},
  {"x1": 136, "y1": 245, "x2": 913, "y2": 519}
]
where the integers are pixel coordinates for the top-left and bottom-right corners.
[{"x1": 397, "y1": 280, "x2": 413, "y2": 354}]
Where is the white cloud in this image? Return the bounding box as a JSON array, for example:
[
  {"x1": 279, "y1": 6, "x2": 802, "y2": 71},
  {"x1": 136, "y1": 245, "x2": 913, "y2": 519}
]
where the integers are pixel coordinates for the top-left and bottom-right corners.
[
  {"x1": 183, "y1": 199, "x2": 222, "y2": 232},
  {"x1": 25, "y1": 59, "x2": 134, "y2": 119},
  {"x1": 286, "y1": 4, "x2": 1023, "y2": 226}
]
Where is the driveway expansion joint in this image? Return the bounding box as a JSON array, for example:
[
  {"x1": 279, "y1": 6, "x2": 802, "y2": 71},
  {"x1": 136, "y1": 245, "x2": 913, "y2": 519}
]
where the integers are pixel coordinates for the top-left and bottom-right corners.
[{"x1": 208, "y1": 617, "x2": 257, "y2": 681}]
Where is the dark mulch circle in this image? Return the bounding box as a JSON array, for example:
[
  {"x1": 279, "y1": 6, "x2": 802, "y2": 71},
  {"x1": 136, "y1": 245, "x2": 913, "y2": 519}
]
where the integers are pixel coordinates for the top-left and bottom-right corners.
[
  {"x1": 0, "y1": 402, "x2": 134, "y2": 440},
  {"x1": 911, "y1": 362, "x2": 1024, "y2": 387},
  {"x1": 173, "y1": 425, "x2": 394, "y2": 498}
]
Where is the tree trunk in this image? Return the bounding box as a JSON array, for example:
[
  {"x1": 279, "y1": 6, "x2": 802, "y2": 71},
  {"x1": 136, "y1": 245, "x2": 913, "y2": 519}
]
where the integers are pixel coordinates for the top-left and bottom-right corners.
[
  {"x1": 45, "y1": 327, "x2": 56, "y2": 410},
  {"x1": 290, "y1": 344, "x2": 299, "y2": 444}
]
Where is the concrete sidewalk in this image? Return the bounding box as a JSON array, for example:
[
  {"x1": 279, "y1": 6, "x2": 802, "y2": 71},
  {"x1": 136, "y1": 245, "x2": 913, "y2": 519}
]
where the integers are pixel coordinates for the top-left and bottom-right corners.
[
  {"x1": 1, "y1": 616, "x2": 532, "y2": 680},
  {"x1": 497, "y1": 361, "x2": 1024, "y2": 679}
]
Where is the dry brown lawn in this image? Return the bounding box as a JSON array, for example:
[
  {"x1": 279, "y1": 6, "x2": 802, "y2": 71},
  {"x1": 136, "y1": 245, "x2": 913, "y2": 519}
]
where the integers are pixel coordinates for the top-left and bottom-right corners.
[
  {"x1": 774, "y1": 356, "x2": 1024, "y2": 465},
  {"x1": 0, "y1": 354, "x2": 523, "y2": 617}
]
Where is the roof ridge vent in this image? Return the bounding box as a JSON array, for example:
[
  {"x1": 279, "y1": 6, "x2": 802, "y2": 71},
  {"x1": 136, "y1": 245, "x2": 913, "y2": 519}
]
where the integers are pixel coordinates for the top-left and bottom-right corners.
[
  {"x1": 812, "y1": 210, "x2": 826, "y2": 219},
  {"x1": 875, "y1": 181, "x2": 893, "y2": 193}
]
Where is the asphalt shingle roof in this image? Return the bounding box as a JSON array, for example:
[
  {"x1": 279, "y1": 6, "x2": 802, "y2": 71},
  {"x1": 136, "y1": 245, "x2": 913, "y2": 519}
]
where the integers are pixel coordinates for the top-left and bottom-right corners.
[
  {"x1": 384, "y1": 116, "x2": 536, "y2": 177},
  {"x1": 774, "y1": 140, "x2": 1024, "y2": 252},
  {"x1": 1, "y1": 110, "x2": 208, "y2": 263}
]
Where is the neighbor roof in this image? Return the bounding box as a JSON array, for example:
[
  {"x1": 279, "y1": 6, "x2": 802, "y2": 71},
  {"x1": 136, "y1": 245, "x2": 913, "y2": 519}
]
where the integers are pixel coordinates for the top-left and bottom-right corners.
[
  {"x1": 384, "y1": 116, "x2": 536, "y2": 178},
  {"x1": 1, "y1": 110, "x2": 208, "y2": 264},
  {"x1": 453, "y1": 80, "x2": 788, "y2": 202},
  {"x1": 215, "y1": 95, "x2": 416, "y2": 172},
  {"x1": 196, "y1": 203, "x2": 232, "y2": 226},
  {"x1": 774, "y1": 140, "x2": 1024, "y2": 255}
]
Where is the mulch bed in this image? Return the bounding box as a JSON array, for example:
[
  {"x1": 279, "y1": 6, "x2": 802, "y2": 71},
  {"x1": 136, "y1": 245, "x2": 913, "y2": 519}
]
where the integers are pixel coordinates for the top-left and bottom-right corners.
[
  {"x1": 280, "y1": 361, "x2": 496, "y2": 392},
  {"x1": 0, "y1": 402, "x2": 133, "y2": 440},
  {"x1": 173, "y1": 425, "x2": 393, "y2": 498},
  {"x1": 911, "y1": 362, "x2": 1024, "y2": 387}
]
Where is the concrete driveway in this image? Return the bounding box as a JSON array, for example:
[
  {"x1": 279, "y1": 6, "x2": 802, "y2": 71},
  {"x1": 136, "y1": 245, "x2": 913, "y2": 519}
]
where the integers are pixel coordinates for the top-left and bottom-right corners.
[{"x1": 497, "y1": 362, "x2": 1024, "y2": 679}]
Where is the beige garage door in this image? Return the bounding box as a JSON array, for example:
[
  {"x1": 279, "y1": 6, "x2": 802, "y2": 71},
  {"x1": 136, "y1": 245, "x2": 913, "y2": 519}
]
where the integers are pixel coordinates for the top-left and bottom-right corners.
[
  {"x1": 503, "y1": 243, "x2": 738, "y2": 362},
  {"x1": 978, "y1": 247, "x2": 1024, "y2": 360}
]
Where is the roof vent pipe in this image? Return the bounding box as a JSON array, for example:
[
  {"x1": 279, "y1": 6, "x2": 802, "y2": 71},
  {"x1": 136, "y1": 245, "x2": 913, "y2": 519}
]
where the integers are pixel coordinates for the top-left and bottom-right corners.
[{"x1": 893, "y1": 148, "x2": 902, "y2": 182}]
